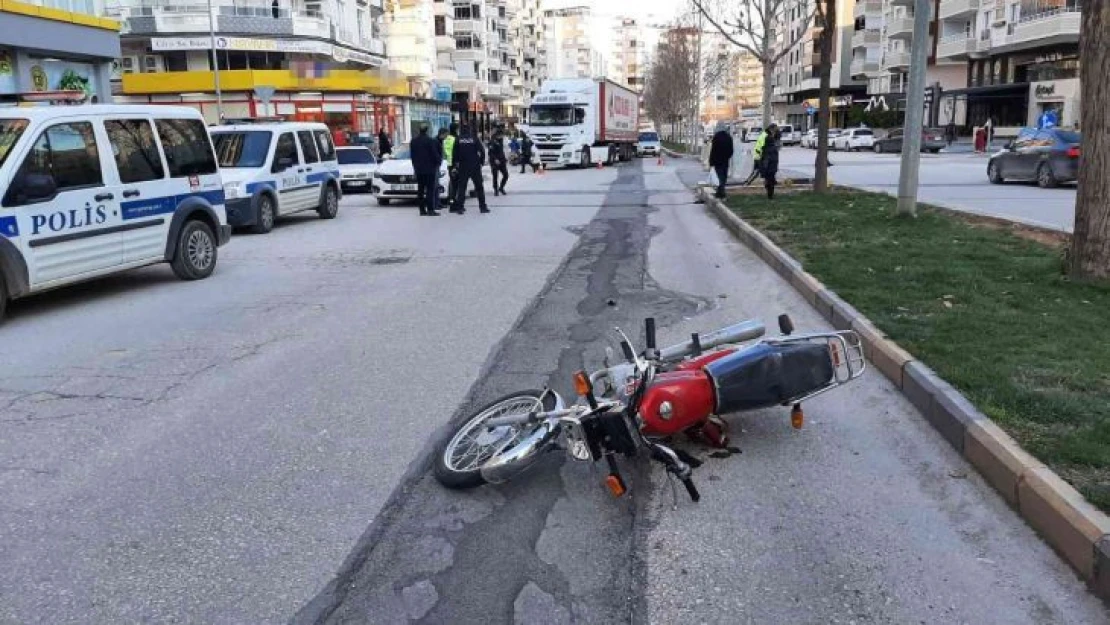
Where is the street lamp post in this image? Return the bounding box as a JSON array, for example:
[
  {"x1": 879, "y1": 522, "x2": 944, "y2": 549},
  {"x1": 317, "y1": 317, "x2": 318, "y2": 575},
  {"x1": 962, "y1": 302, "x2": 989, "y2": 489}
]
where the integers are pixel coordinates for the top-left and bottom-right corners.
[{"x1": 207, "y1": 0, "x2": 224, "y2": 122}]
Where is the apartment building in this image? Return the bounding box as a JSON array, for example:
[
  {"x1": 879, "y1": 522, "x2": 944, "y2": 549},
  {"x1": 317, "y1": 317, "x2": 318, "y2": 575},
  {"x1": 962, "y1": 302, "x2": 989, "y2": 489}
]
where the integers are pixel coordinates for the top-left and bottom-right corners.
[
  {"x1": 544, "y1": 5, "x2": 606, "y2": 80},
  {"x1": 609, "y1": 17, "x2": 656, "y2": 91},
  {"x1": 933, "y1": 0, "x2": 1080, "y2": 130},
  {"x1": 107, "y1": 0, "x2": 401, "y2": 130},
  {"x1": 506, "y1": 0, "x2": 547, "y2": 121},
  {"x1": 0, "y1": 0, "x2": 121, "y2": 104},
  {"x1": 448, "y1": 0, "x2": 516, "y2": 129},
  {"x1": 771, "y1": 0, "x2": 866, "y2": 129}
]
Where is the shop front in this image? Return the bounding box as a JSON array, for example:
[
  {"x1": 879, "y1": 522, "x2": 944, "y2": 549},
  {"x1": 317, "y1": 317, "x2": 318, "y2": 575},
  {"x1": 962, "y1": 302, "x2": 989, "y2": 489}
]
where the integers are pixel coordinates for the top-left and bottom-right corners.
[{"x1": 1027, "y1": 79, "x2": 1080, "y2": 129}]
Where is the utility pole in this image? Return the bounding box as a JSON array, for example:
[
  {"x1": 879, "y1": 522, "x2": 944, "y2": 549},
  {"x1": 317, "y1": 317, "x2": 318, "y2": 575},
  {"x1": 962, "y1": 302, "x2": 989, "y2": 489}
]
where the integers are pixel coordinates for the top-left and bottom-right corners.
[
  {"x1": 895, "y1": 0, "x2": 930, "y2": 216},
  {"x1": 208, "y1": 0, "x2": 224, "y2": 122},
  {"x1": 694, "y1": 7, "x2": 703, "y2": 150}
]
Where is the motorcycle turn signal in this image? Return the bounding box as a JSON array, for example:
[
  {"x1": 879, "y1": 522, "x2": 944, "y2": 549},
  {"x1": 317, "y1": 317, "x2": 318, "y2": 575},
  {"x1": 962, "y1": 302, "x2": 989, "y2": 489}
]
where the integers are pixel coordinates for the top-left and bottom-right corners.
[{"x1": 791, "y1": 402, "x2": 804, "y2": 429}]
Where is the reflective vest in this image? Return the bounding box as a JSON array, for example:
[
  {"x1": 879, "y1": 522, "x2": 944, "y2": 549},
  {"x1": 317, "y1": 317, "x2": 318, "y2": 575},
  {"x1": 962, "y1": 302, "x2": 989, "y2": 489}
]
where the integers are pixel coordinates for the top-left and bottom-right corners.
[
  {"x1": 443, "y1": 135, "x2": 457, "y2": 163},
  {"x1": 753, "y1": 132, "x2": 768, "y2": 160}
]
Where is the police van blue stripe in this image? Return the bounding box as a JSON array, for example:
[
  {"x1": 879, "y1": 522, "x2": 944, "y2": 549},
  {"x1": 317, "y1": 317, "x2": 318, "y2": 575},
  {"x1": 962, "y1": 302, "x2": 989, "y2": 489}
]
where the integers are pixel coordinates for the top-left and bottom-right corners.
[
  {"x1": 306, "y1": 170, "x2": 340, "y2": 184},
  {"x1": 245, "y1": 181, "x2": 275, "y2": 195},
  {"x1": 0, "y1": 215, "x2": 19, "y2": 238},
  {"x1": 120, "y1": 190, "x2": 225, "y2": 221}
]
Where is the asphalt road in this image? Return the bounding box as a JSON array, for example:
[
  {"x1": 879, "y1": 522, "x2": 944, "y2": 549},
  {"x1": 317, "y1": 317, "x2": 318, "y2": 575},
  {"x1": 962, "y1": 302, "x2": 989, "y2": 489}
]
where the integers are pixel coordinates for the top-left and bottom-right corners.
[
  {"x1": 777, "y1": 146, "x2": 1077, "y2": 232},
  {"x1": 2, "y1": 158, "x2": 1106, "y2": 624}
]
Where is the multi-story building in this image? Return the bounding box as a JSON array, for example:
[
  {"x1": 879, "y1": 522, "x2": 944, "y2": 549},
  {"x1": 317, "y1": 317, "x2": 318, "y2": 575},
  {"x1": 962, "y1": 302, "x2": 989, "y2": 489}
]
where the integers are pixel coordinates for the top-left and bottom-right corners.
[
  {"x1": 544, "y1": 5, "x2": 606, "y2": 80},
  {"x1": 506, "y1": 0, "x2": 547, "y2": 121},
  {"x1": 610, "y1": 17, "x2": 655, "y2": 90},
  {"x1": 107, "y1": 0, "x2": 403, "y2": 133},
  {"x1": 933, "y1": 0, "x2": 1080, "y2": 130},
  {"x1": 1, "y1": 0, "x2": 120, "y2": 104},
  {"x1": 448, "y1": 0, "x2": 516, "y2": 131},
  {"x1": 735, "y1": 52, "x2": 764, "y2": 111},
  {"x1": 772, "y1": 0, "x2": 866, "y2": 129}
]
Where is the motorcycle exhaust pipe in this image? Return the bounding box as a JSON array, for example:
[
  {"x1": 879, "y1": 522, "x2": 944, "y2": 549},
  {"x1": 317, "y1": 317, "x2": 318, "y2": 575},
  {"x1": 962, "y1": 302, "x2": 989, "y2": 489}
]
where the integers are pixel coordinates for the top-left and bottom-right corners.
[{"x1": 659, "y1": 319, "x2": 766, "y2": 363}]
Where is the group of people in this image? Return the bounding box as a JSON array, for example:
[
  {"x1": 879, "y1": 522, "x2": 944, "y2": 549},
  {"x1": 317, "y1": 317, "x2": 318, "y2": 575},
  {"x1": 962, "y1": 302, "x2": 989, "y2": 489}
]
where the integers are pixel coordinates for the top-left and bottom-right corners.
[
  {"x1": 708, "y1": 123, "x2": 782, "y2": 200},
  {"x1": 407, "y1": 124, "x2": 544, "y2": 217}
]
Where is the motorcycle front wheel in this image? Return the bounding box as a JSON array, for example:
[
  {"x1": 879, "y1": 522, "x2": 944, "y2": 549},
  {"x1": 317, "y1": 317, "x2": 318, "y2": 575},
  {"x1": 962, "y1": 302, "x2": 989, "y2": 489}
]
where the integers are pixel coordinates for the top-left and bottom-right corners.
[{"x1": 434, "y1": 390, "x2": 558, "y2": 489}]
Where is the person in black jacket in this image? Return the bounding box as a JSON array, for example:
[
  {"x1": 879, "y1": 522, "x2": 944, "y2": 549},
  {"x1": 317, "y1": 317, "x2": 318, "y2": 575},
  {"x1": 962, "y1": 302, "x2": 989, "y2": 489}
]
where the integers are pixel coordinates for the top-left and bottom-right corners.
[
  {"x1": 708, "y1": 126, "x2": 735, "y2": 199},
  {"x1": 488, "y1": 128, "x2": 509, "y2": 195},
  {"x1": 519, "y1": 133, "x2": 538, "y2": 173},
  {"x1": 761, "y1": 125, "x2": 782, "y2": 200},
  {"x1": 451, "y1": 125, "x2": 489, "y2": 214},
  {"x1": 410, "y1": 123, "x2": 442, "y2": 216},
  {"x1": 377, "y1": 128, "x2": 392, "y2": 158}
]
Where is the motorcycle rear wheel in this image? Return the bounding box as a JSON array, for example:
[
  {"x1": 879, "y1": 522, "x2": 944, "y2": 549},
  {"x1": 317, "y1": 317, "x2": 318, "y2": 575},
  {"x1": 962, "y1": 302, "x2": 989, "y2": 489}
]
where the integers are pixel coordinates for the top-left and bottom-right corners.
[{"x1": 434, "y1": 390, "x2": 558, "y2": 489}]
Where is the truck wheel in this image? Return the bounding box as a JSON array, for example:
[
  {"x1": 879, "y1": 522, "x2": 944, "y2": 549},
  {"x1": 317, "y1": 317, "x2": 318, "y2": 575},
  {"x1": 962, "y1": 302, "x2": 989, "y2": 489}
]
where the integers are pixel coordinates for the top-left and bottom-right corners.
[
  {"x1": 580, "y1": 150, "x2": 590, "y2": 169},
  {"x1": 171, "y1": 219, "x2": 217, "y2": 280}
]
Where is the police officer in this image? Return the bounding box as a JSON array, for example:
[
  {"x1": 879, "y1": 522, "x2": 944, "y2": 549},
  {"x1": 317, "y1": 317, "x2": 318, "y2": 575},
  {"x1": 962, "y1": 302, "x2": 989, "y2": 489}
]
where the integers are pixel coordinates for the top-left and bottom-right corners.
[
  {"x1": 451, "y1": 125, "x2": 489, "y2": 214},
  {"x1": 488, "y1": 127, "x2": 509, "y2": 196},
  {"x1": 410, "y1": 123, "x2": 442, "y2": 216},
  {"x1": 443, "y1": 123, "x2": 459, "y2": 202}
]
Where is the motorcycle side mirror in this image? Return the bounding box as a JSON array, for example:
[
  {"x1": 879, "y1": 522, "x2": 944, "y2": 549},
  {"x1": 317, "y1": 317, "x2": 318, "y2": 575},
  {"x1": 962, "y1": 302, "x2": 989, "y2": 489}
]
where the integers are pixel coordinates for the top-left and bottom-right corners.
[{"x1": 778, "y1": 314, "x2": 795, "y2": 336}]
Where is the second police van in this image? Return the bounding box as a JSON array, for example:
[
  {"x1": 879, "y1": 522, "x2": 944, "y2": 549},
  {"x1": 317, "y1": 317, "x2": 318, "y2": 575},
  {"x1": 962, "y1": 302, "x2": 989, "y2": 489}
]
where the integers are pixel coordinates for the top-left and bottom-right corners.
[
  {"x1": 211, "y1": 121, "x2": 342, "y2": 234},
  {"x1": 0, "y1": 105, "x2": 231, "y2": 321}
]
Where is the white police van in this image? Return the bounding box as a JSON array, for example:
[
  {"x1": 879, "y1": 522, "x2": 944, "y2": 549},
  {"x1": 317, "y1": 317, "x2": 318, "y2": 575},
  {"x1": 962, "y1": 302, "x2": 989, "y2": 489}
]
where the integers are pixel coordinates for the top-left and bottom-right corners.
[
  {"x1": 211, "y1": 121, "x2": 341, "y2": 234},
  {"x1": 0, "y1": 105, "x2": 231, "y2": 321}
]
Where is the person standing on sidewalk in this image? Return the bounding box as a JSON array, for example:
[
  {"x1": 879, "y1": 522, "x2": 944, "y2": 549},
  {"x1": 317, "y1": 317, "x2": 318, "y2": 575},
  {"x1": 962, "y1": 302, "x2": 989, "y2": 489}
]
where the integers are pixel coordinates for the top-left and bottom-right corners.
[
  {"x1": 519, "y1": 133, "x2": 539, "y2": 173},
  {"x1": 488, "y1": 128, "x2": 510, "y2": 196},
  {"x1": 377, "y1": 128, "x2": 392, "y2": 158},
  {"x1": 443, "y1": 123, "x2": 459, "y2": 203},
  {"x1": 410, "y1": 123, "x2": 442, "y2": 217},
  {"x1": 708, "y1": 125, "x2": 734, "y2": 199},
  {"x1": 451, "y1": 126, "x2": 489, "y2": 214},
  {"x1": 761, "y1": 124, "x2": 782, "y2": 200}
]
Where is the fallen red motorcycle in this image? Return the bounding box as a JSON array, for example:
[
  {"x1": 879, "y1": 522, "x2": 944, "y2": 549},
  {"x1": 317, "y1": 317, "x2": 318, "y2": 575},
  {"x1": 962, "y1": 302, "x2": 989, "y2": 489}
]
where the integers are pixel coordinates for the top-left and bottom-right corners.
[{"x1": 434, "y1": 315, "x2": 865, "y2": 502}]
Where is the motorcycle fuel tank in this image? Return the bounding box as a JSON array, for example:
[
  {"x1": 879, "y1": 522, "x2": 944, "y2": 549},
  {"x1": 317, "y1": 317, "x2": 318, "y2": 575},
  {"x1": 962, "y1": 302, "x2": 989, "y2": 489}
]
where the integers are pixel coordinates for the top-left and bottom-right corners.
[{"x1": 638, "y1": 370, "x2": 716, "y2": 437}]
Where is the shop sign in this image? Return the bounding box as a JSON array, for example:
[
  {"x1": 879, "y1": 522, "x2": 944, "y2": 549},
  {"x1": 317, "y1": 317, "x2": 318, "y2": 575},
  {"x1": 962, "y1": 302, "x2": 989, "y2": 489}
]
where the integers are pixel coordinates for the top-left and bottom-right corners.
[
  {"x1": 151, "y1": 37, "x2": 381, "y2": 66},
  {"x1": 1034, "y1": 83, "x2": 1057, "y2": 100}
]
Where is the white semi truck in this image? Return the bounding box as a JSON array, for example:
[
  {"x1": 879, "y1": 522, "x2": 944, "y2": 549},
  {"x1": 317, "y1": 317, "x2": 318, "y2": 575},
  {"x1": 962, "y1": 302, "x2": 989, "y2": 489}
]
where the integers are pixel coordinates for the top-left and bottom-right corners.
[{"x1": 523, "y1": 78, "x2": 640, "y2": 168}]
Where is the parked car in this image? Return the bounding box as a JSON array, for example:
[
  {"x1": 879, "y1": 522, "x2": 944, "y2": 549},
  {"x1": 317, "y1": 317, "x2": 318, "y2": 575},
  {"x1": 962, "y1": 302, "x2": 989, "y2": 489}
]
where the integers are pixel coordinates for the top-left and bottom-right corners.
[
  {"x1": 742, "y1": 126, "x2": 763, "y2": 142},
  {"x1": 779, "y1": 124, "x2": 801, "y2": 146},
  {"x1": 335, "y1": 146, "x2": 378, "y2": 193},
  {"x1": 0, "y1": 105, "x2": 231, "y2": 320},
  {"x1": 636, "y1": 131, "x2": 662, "y2": 157},
  {"x1": 987, "y1": 127, "x2": 1081, "y2": 188},
  {"x1": 372, "y1": 147, "x2": 450, "y2": 206},
  {"x1": 873, "y1": 128, "x2": 946, "y2": 154},
  {"x1": 212, "y1": 121, "x2": 341, "y2": 234},
  {"x1": 833, "y1": 127, "x2": 875, "y2": 151},
  {"x1": 800, "y1": 129, "x2": 818, "y2": 148}
]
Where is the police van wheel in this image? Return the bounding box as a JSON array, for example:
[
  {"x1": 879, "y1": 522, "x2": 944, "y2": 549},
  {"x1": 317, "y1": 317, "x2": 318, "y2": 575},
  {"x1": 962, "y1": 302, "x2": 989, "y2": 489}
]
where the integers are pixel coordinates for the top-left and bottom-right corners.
[
  {"x1": 252, "y1": 195, "x2": 275, "y2": 234},
  {"x1": 0, "y1": 274, "x2": 7, "y2": 322},
  {"x1": 172, "y1": 220, "x2": 217, "y2": 281},
  {"x1": 318, "y1": 186, "x2": 339, "y2": 219}
]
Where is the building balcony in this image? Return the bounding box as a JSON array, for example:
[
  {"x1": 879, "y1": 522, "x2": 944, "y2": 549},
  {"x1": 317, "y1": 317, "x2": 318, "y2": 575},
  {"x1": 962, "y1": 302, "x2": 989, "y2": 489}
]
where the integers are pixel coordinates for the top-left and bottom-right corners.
[
  {"x1": 938, "y1": 0, "x2": 980, "y2": 20},
  {"x1": 850, "y1": 57, "x2": 880, "y2": 77},
  {"x1": 803, "y1": 51, "x2": 825, "y2": 67},
  {"x1": 854, "y1": 0, "x2": 883, "y2": 20},
  {"x1": 433, "y1": 2, "x2": 451, "y2": 16},
  {"x1": 936, "y1": 33, "x2": 978, "y2": 59},
  {"x1": 851, "y1": 29, "x2": 881, "y2": 49},
  {"x1": 887, "y1": 16, "x2": 916, "y2": 39},
  {"x1": 890, "y1": 0, "x2": 912, "y2": 7},
  {"x1": 453, "y1": 18, "x2": 483, "y2": 33},
  {"x1": 1003, "y1": 8, "x2": 1080, "y2": 52},
  {"x1": 436, "y1": 35, "x2": 456, "y2": 51},
  {"x1": 883, "y1": 50, "x2": 911, "y2": 69},
  {"x1": 436, "y1": 67, "x2": 458, "y2": 82},
  {"x1": 453, "y1": 48, "x2": 487, "y2": 62}
]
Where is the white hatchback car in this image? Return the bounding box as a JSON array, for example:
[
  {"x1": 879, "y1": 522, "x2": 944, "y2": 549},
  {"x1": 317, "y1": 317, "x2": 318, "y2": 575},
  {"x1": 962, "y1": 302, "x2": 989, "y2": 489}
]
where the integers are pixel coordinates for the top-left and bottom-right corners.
[
  {"x1": 211, "y1": 121, "x2": 341, "y2": 234},
  {"x1": 0, "y1": 105, "x2": 230, "y2": 321},
  {"x1": 833, "y1": 128, "x2": 875, "y2": 151},
  {"x1": 372, "y1": 147, "x2": 449, "y2": 206},
  {"x1": 335, "y1": 146, "x2": 378, "y2": 193}
]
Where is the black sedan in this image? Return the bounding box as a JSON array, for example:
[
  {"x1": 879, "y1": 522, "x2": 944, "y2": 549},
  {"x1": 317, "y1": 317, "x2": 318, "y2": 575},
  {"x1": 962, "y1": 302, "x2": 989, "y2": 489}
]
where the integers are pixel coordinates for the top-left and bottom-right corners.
[
  {"x1": 873, "y1": 128, "x2": 947, "y2": 153},
  {"x1": 987, "y1": 127, "x2": 1081, "y2": 188}
]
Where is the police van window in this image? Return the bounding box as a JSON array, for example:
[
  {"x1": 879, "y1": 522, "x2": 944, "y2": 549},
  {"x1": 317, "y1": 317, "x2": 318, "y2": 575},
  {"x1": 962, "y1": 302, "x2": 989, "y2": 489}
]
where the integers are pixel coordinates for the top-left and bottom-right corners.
[
  {"x1": 298, "y1": 130, "x2": 320, "y2": 163},
  {"x1": 212, "y1": 131, "x2": 272, "y2": 168},
  {"x1": 0, "y1": 118, "x2": 29, "y2": 170},
  {"x1": 273, "y1": 133, "x2": 299, "y2": 171},
  {"x1": 105, "y1": 119, "x2": 165, "y2": 183},
  {"x1": 3, "y1": 122, "x2": 102, "y2": 207},
  {"x1": 155, "y1": 118, "x2": 218, "y2": 177},
  {"x1": 314, "y1": 130, "x2": 336, "y2": 161}
]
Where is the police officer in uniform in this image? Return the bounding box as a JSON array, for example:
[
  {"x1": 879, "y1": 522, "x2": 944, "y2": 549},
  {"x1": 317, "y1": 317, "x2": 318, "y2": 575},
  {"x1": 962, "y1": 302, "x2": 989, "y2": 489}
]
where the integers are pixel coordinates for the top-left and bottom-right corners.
[
  {"x1": 451, "y1": 125, "x2": 489, "y2": 214},
  {"x1": 442, "y1": 123, "x2": 459, "y2": 201}
]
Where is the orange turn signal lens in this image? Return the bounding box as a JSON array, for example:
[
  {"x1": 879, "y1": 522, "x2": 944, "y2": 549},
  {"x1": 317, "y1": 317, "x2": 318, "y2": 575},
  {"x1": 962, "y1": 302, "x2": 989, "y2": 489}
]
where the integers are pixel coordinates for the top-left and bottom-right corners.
[
  {"x1": 574, "y1": 370, "x2": 592, "y2": 396},
  {"x1": 605, "y1": 474, "x2": 627, "y2": 497},
  {"x1": 791, "y1": 403, "x2": 804, "y2": 429},
  {"x1": 830, "y1": 342, "x2": 842, "y2": 367}
]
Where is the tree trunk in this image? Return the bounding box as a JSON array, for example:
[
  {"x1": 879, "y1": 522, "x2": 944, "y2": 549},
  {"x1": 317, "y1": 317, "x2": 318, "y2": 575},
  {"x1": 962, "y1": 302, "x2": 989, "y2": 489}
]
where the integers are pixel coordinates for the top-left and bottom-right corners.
[
  {"x1": 761, "y1": 60, "x2": 774, "y2": 127},
  {"x1": 1069, "y1": 0, "x2": 1110, "y2": 279},
  {"x1": 813, "y1": 0, "x2": 835, "y2": 193}
]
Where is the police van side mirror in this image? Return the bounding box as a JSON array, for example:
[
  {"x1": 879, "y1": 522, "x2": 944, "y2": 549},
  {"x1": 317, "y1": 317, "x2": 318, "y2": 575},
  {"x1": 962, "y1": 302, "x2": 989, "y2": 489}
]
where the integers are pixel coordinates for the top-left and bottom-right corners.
[
  {"x1": 8, "y1": 172, "x2": 58, "y2": 205},
  {"x1": 273, "y1": 156, "x2": 294, "y2": 173}
]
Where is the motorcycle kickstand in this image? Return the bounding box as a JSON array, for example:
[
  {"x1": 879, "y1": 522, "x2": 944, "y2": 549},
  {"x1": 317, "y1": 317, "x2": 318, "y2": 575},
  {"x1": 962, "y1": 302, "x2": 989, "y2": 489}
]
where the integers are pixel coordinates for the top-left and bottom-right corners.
[{"x1": 665, "y1": 471, "x2": 680, "y2": 511}]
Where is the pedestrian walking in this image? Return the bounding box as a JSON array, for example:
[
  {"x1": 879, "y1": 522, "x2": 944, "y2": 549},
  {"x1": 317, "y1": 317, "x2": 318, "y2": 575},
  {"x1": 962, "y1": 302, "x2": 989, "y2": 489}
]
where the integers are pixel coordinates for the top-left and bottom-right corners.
[
  {"x1": 451, "y1": 125, "x2": 489, "y2": 214},
  {"x1": 708, "y1": 124, "x2": 734, "y2": 199},
  {"x1": 443, "y1": 123, "x2": 459, "y2": 202},
  {"x1": 519, "y1": 133, "x2": 539, "y2": 173},
  {"x1": 377, "y1": 128, "x2": 393, "y2": 158},
  {"x1": 761, "y1": 124, "x2": 782, "y2": 200},
  {"x1": 974, "y1": 127, "x2": 987, "y2": 153},
  {"x1": 488, "y1": 128, "x2": 510, "y2": 196},
  {"x1": 410, "y1": 123, "x2": 442, "y2": 217},
  {"x1": 743, "y1": 126, "x2": 769, "y2": 186}
]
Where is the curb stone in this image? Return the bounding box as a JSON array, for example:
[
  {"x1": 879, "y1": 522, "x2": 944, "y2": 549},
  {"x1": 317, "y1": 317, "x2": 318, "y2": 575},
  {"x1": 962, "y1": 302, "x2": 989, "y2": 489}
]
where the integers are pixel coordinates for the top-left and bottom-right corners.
[{"x1": 696, "y1": 187, "x2": 1110, "y2": 603}]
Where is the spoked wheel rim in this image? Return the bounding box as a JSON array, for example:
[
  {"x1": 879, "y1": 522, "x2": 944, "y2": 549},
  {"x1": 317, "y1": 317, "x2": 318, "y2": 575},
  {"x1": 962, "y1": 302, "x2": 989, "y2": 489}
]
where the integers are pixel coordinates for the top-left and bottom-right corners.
[
  {"x1": 187, "y1": 229, "x2": 214, "y2": 270},
  {"x1": 326, "y1": 189, "x2": 338, "y2": 215},
  {"x1": 1038, "y1": 166, "x2": 1053, "y2": 187},
  {"x1": 442, "y1": 395, "x2": 544, "y2": 473},
  {"x1": 260, "y1": 198, "x2": 275, "y2": 230}
]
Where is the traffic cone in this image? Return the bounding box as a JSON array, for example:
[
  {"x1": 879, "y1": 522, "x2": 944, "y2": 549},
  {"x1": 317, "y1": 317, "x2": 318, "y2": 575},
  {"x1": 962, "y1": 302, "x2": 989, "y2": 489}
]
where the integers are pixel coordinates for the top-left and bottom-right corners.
[
  {"x1": 596, "y1": 160, "x2": 603, "y2": 170},
  {"x1": 657, "y1": 155, "x2": 663, "y2": 166},
  {"x1": 538, "y1": 164, "x2": 546, "y2": 176}
]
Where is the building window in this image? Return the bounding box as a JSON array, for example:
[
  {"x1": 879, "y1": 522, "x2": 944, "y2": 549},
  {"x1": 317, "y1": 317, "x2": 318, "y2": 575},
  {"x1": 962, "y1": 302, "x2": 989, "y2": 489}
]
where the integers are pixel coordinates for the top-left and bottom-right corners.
[{"x1": 435, "y1": 16, "x2": 446, "y2": 36}]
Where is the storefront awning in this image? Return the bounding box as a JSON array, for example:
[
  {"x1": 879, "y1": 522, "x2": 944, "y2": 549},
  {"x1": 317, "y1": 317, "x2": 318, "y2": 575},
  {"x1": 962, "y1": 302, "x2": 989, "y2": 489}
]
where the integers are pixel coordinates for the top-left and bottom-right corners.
[{"x1": 122, "y1": 69, "x2": 409, "y2": 97}]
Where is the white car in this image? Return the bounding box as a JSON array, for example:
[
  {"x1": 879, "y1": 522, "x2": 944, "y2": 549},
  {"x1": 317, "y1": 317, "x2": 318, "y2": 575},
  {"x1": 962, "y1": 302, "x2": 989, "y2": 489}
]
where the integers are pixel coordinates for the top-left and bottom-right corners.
[
  {"x1": 636, "y1": 130, "x2": 661, "y2": 157},
  {"x1": 833, "y1": 128, "x2": 875, "y2": 151},
  {"x1": 779, "y1": 124, "x2": 801, "y2": 146},
  {"x1": 800, "y1": 129, "x2": 818, "y2": 149},
  {"x1": 372, "y1": 147, "x2": 449, "y2": 206},
  {"x1": 335, "y1": 146, "x2": 378, "y2": 194},
  {"x1": 0, "y1": 105, "x2": 231, "y2": 321}
]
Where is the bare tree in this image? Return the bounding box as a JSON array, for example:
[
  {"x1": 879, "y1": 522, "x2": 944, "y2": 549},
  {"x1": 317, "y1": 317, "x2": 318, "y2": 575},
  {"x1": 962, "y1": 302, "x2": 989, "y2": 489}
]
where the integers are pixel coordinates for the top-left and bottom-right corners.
[
  {"x1": 691, "y1": 0, "x2": 816, "y2": 126},
  {"x1": 1069, "y1": 1, "x2": 1110, "y2": 279},
  {"x1": 813, "y1": 0, "x2": 834, "y2": 193}
]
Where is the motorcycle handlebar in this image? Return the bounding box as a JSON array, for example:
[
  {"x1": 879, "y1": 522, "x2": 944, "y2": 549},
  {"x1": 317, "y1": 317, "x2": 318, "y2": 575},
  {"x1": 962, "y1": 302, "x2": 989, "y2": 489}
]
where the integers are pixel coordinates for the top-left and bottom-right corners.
[
  {"x1": 682, "y1": 477, "x2": 701, "y2": 502},
  {"x1": 658, "y1": 319, "x2": 766, "y2": 362}
]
